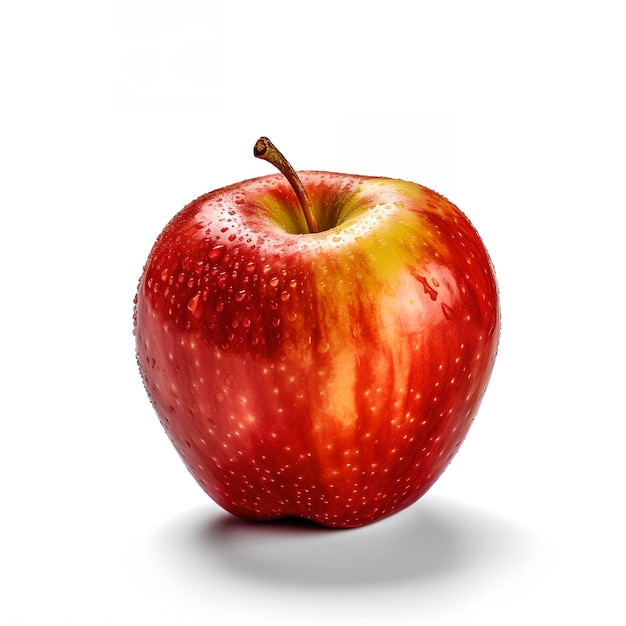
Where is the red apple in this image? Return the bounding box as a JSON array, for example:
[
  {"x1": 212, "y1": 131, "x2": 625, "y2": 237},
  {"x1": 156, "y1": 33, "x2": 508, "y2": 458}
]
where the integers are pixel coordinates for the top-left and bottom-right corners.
[{"x1": 134, "y1": 137, "x2": 500, "y2": 528}]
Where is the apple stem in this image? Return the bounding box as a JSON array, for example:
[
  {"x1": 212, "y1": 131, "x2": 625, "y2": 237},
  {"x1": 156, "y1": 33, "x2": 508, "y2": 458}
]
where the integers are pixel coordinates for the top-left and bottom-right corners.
[{"x1": 254, "y1": 137, "x2": 319, "y2": 234}]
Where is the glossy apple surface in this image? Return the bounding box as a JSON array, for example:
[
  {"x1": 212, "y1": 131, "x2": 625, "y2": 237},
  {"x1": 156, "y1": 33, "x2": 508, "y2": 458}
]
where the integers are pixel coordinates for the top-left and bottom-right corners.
[{"x1": 134, "y1": 170, "x2": 500, "y2": 528}]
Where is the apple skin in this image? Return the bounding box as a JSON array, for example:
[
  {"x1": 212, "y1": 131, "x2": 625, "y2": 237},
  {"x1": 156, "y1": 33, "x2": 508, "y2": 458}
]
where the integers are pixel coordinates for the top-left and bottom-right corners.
[{"x1": 134, "y1": 171, "x2": 500, "y2": 528}]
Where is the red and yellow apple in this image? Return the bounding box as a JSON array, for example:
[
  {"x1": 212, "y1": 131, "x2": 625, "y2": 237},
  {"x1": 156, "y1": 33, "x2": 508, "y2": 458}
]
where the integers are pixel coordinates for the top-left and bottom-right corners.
[{"x1": 134, "y1": 138, "x2": 500, "y2": 528}]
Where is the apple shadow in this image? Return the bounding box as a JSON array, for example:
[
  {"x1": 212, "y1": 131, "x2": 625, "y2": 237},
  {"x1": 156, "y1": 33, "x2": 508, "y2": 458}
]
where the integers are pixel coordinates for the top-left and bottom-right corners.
[{"x1": 154, "y1": 496, "x2": 535, "y2": 589}]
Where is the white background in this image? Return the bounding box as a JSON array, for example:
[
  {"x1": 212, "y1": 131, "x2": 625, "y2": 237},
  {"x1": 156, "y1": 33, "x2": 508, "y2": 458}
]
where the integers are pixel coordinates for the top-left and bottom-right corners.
[{"x1": 1, "y1": 1, "x2": 624, "y2": 624}]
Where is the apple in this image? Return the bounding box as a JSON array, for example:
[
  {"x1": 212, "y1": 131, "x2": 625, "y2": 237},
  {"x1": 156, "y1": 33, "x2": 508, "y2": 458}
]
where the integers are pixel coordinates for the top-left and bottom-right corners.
[{"x1": 134, "y1": 137, "x2": 500, "y2": 528}]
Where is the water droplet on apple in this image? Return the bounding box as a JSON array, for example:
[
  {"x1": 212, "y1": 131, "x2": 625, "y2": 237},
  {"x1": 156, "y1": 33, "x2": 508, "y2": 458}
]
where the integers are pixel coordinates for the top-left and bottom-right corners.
[
  {"x1": 441, "y1": 303, "x2": 455, "y2": 320},
  {"x1": 216, "y1": 300, "x2": 224, "y2": 312},
  {"x1": 269, "y1": 276, "x2": 280, "y2": 287},
  {"x1": 317, "y1": 341, "x2": 330, "y2": 354},
  {"x1": 280, "y1": 290, "x2": 290, "y2": 301},
  {"x1": 187, "y1": 293, "x2": 200, "y2": 312},
  {"x1": 235, "y1": 289, "x2": 247, "y2": 302},
  {"x1": 161, "y1": 269, "x2": 169, "y2": 282},
  {"x1": 246, "y1": 261, "x2": 256, "y2": 273},
  {"x1": 208, "y1": 245, "x2": 225, "y2": 262},
  {"x1": 416, "y1": 275, "x2": 438, "y2": 301}
]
